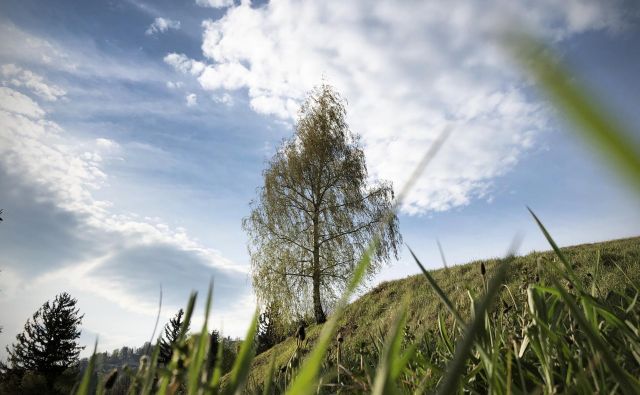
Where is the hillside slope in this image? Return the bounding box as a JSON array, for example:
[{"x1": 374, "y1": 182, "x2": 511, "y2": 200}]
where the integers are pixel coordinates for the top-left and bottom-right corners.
[{"x1": 242, "y1": 236, "x2": 640, "y2": 388}]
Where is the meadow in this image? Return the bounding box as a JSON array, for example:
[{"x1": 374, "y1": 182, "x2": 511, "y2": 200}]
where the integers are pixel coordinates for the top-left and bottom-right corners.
[{"x1": 77, "y1": 230, "x2": 640, "y2": 394}]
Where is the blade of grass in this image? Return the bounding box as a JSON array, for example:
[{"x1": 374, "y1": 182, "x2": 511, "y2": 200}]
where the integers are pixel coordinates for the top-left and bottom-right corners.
[
  {"x1": 157, "y1": 292, "x2": 198, "y2": 395},
  {"x1": 145, "y1": 285, "x2": 163, "y2": 356},
  {"x1": 436, "y1": 239, "x2": 449, "y2": 269},
  {"x1": 180, "y1": 291, "x2": 197, "y2": 340},
  {"x1": 140, "y1": 341, "x2": 161, "y2": 395},
  {"x1": 263, "y1": 354, "x2": 277, "y2": 395},
  {"x1": 551, "y1": 276, "x2": 640, "y2": 394},
  {"x1": 225, "y1": 311, "x2": 258, "y2": 395},
  {"x1": 506, "y1": 33, "x2": 640, "y2": 193},
  {"x1": 408, "y1": 245, "x2": 465, "y2": 327},
  {"x1": 371, "y1": 301, "x2": 408, "y2": 395},
  {"x1": 188, "y1": 281, "x2": 214, "y2": 395},
  {"x1": 438, "y1": 312, "x2": 455, "y2": 357},
  {"x1": 75, "y1": 340, "x2": 98, "y2": 395},
  {"x1": 436, "y1": 251, "x2": 514, "y2": 395},
  {"x1": 528, "y1": 207, "x2": 581, "y2": 287}
]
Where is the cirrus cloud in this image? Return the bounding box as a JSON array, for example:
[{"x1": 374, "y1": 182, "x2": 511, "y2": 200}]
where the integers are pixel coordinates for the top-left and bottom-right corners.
[
  {"x1": 196, "y1": 0, "x2": 235, "y2": 9},
  {"x1": 146, "y1": 17, "x2": 181, "y2": 36},
  {"x1": 1, "y1": 63, "x2": 66, "y2": 101},
  {"x1": 0, "y1": 72, "x2": 252, "y2": 346}
]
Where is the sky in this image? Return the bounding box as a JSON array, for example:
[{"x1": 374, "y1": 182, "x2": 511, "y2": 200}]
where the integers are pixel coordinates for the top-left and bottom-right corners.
[{"x1": 0, "y1": 0, "x2": 639, "y2": 357}]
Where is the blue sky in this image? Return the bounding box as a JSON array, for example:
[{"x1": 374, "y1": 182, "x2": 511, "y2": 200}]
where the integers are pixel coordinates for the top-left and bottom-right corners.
[{"x1": 0, "y1": 0, "x2": 639, "y2": 357}]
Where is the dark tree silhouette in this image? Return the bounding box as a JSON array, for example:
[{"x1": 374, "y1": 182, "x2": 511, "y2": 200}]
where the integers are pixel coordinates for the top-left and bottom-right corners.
[
  {"x1": 5, "y1": 292, "x2": 83, "y2": 387},
  {"x1": 256, "y1": 306, "x2": 277, "y2": 354},
  {"x1": 158, "y1": 309, "x2": 187, "y2": 364},
  {"x1": 206, "y1": 329, "x2": 220, "y2": 376}
]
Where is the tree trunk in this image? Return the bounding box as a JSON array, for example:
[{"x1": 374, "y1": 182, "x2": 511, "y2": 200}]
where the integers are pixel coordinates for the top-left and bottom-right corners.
[
  {"x1": 312, "y1": 265, "x2": 325, "y2": 323},
  {"x1": 312, "y1": 212, "x2": 326, "y2": 324}
]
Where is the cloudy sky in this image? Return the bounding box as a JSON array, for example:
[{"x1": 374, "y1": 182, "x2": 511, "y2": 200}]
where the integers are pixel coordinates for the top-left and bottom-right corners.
[{"x1": 1, "y1": 0, "x2": 639, "y2": 356}]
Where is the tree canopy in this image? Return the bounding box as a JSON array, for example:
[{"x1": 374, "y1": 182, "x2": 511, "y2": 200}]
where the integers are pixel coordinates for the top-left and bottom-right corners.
[
  {"x1": 243, "y1": 83, "x2": 401, "y2": 324},
  {"x1": 5, "y1": 292, "x2": 83, "y2": 386},
  {"x1": 158, "y1": 308, "x2": 187, "y2": 365}
]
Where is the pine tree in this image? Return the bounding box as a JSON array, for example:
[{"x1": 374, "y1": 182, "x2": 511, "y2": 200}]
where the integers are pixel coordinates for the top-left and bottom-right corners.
[
  {"x1": 5, "y1": 293, "x2": 83, "y2": 383},
  {"x1": 158, "y1": 309, "x2": 187, "y2": 364},
  {"x1": 256, "y1": 301, "x2": 286, "y2": 354},
  {"x1": 206, "y1": 330, "x2": 220, "y2": 376}
]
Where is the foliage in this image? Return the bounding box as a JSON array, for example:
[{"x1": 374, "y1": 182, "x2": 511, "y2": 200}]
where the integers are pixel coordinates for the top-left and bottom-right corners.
[
  {"x1": 243, "y1": 84, "x2": 401, "y2": 324},
  {"x1": 256, "y1": 301, "x2": 288, "y2": 354},
  {"x1": 5, "y1": 293, "x2": 83, "y2": 373},
  {"x1": 159, "y1": 309, "x2": 188, "y2": 365},
  {"x1": 207, "y1": 330, "x2": 220, "y2": 375},
  {"x1": 2, "y1": 292, "x2": 84, "y2": 394}
]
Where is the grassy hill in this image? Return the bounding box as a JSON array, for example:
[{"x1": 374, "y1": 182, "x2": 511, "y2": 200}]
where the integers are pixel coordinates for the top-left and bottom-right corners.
[{"x1": 241, "y1": 236, "x2": 640, "y2": 390}]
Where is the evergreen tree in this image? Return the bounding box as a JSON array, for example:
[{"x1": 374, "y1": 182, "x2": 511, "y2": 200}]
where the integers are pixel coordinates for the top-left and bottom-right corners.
[
  {"x1": 5, "y1": 293, "x2": 83, "y2": 388},
  {"x1": 256, "y1": 301, "x2": 286, "y2": 353},
  {"x1": 158, "y1": 309, "x2": 187, "y2": 364},
  {"x1": 206, "y1": 330, "x2": 220, "y2": 376}
]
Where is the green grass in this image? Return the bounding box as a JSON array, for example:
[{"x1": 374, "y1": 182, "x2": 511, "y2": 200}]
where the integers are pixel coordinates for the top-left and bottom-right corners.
[
  {"x1": 75, "y1": 234, "x2": 640, "y2": 394},
  {"x1": 242, "y1": 235, "x2": 640, "y2": 392}
]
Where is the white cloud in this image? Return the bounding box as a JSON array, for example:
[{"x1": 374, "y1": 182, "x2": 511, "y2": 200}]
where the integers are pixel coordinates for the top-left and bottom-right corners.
[
  {"x1": 166, "y1": 0, "x2": 626, "y2": 214},
  {"x1": 186, "y1": 92, "x2": 198, "y2": 106},
  {"x1": 145, "y1": 17, "x2": 181, "y2": 35},
  {"x1": 0, "y1": 86, "x2": 46, "y2": 118},
  {"x1": 166, "y1": 80, "x2": 184, "y2": 89},
  {"x1": 96, "y1": 137, "x2": 120, "y2": 150},
  {"x1": 0, "y1": 84, "x2": 252, "y2": 346},
  {"x1": 0, "y1": 21, "x2": 174, "y2": 84},
  {"x1": 213, "y1": 92, "x2": 233, "y2": 106},
  {"x1": 164, "y1": 53, "x2": 205, "y2": 76},
  {"x1": 0, "y1": 23, "x2": 73, "y2": 70},
  {"x1": 196, "y1": 0, "x2": 235, "y2": 9},
  {"x1": 1, "y1": 64, "x2": 66, "y2": 101}
]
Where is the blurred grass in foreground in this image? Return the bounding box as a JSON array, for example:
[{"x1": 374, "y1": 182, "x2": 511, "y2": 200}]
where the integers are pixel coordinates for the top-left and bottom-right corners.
[{"x1": 505, "y1": 32, "x2": 640, "y2": 193}]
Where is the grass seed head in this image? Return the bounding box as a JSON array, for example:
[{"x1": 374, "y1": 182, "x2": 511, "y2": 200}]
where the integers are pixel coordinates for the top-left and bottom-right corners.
[{"x1": 104, "y1": 368, "x2": 118, "y2": 389}]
